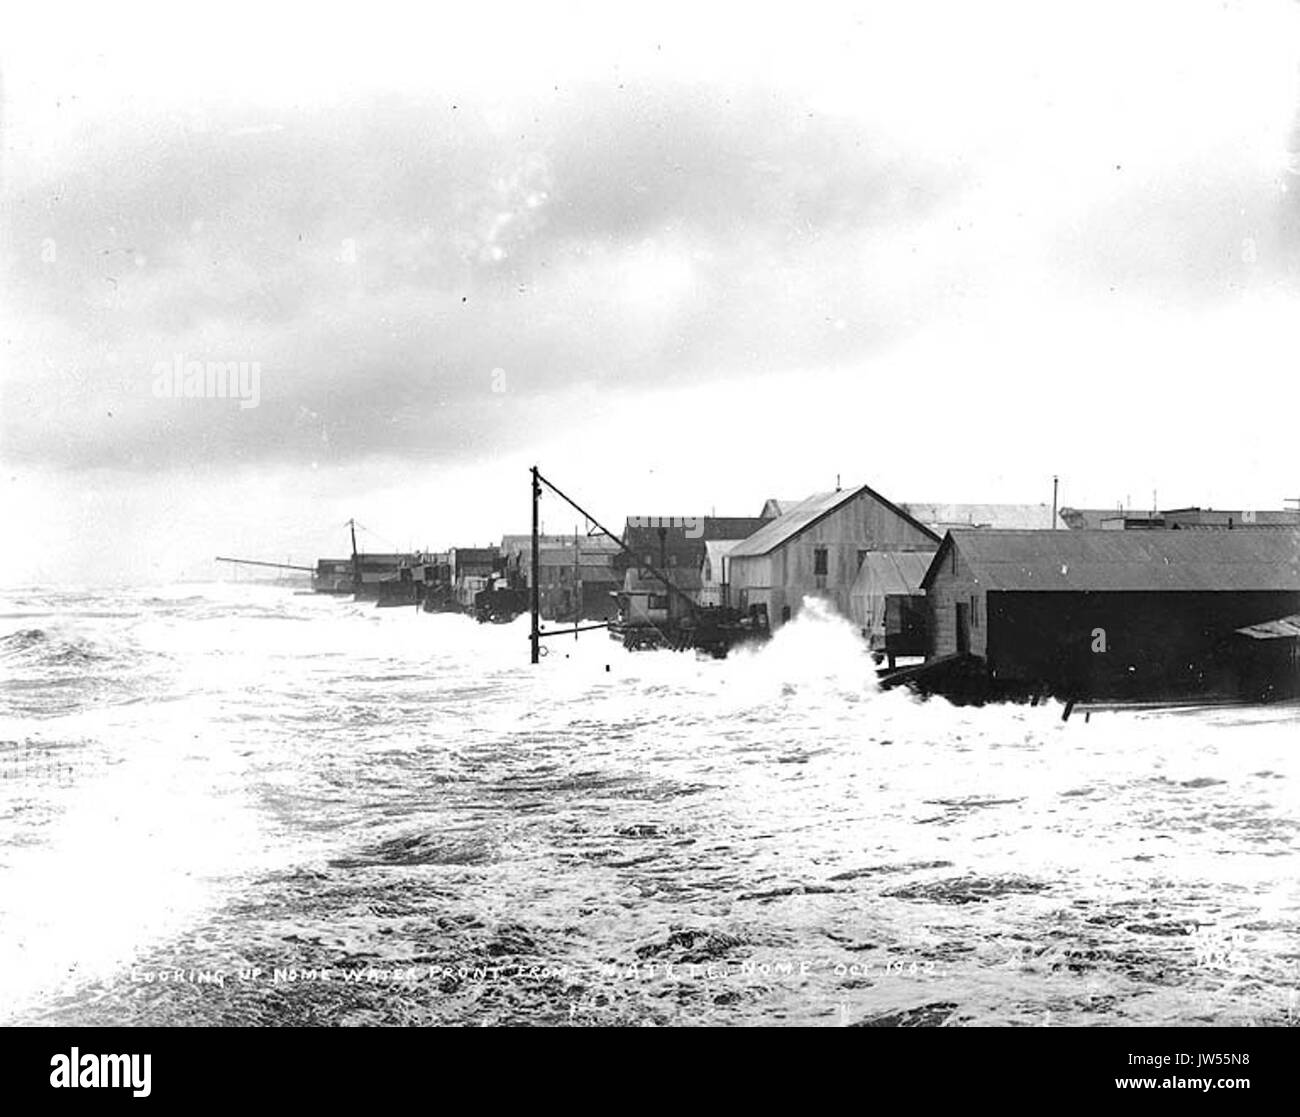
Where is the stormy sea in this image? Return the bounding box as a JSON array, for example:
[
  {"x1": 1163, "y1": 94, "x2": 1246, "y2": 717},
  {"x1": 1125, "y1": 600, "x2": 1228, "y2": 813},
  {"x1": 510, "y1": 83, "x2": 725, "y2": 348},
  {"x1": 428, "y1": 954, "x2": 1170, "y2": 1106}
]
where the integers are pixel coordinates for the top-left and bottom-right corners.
[{"x1": 1, "y1": 584, "x2": 1297, "y2": 1028}]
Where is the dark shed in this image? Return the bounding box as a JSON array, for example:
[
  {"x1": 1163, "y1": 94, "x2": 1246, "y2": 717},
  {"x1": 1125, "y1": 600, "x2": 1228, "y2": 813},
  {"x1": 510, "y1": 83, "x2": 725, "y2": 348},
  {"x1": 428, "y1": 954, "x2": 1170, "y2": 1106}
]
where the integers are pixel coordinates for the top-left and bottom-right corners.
[{"x1": 920, "y1": 529, "x2": 1300, "y2": 700}]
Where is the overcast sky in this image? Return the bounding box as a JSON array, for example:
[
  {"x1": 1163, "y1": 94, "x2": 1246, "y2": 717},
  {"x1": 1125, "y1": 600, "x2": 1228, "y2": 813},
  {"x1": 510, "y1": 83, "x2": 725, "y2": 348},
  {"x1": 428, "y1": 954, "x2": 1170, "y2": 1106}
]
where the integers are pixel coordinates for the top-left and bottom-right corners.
[{"x1": 3, "y1": 0, "x2": 1299, "y2": 584}]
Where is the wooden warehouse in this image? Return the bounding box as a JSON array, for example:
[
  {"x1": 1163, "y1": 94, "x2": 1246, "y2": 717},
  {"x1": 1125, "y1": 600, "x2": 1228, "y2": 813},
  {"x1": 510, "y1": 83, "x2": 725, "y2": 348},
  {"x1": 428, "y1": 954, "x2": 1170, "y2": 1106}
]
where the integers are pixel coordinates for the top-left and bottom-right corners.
[
  {"x1": 919, "y1": 528, "x2": 1300, "y2": 701},
  {"x1": 726, "y1": 486, "x2": 940, "y2": 630}
]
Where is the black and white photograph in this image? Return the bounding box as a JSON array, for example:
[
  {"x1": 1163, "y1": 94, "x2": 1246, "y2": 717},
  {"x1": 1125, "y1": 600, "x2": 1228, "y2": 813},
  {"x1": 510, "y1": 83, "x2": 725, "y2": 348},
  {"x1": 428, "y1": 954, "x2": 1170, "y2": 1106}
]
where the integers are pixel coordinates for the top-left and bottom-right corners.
[{"x1": 0, "y1": 0, "x2": 1296, "y2": 1078}]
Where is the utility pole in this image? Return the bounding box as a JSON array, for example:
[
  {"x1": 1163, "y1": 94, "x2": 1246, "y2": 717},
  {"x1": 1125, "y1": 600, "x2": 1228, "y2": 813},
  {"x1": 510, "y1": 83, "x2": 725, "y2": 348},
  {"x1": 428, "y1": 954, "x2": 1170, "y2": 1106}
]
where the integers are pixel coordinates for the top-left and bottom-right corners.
[
  {"x1": 348, "y1": 518, "x2": 360, "y2": 591},
  {"x1": 527, "y1": 467, "x2": 702, "y2": 655},
  {"x1": 1051, "y1": 476, "x2": 1059, "y2": 530},
  {"x1": 530, "y1": 467, "x2": 541, "y2": 665}
]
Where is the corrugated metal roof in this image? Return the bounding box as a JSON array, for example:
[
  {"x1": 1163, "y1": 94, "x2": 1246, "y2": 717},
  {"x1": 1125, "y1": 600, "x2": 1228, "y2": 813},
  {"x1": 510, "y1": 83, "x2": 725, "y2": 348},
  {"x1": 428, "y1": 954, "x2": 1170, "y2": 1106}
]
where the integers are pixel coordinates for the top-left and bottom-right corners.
[
  {"x1": 850, "y1": 551, "x2": 935, "y2": 597},
  {"x1": 728, "y1": 491, "x2": 856, "y2": 558},
  {"x1": 1236, "y1": 613, "x2": 1300, "y2": 639},
  {"x1": 729, "y1": 486, "x2": 939, "y2": 559},
  {"x1": 923, "y1": 529, "x2": 1300, "y2": 592},
  {"x1": 901, "y1": 503, "x2": 1058, "y2": 531}
]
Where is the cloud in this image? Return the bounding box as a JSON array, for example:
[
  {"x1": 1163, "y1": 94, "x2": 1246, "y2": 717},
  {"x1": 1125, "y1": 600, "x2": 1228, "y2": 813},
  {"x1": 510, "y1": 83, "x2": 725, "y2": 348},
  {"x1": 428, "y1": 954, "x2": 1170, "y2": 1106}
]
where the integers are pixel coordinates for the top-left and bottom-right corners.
[
  {"x1": 1, "y1": 84, "x2": 968, "y2": 470},
  {"x1": 3, "y1": 0, "x2": 1300, "y2": 586}
]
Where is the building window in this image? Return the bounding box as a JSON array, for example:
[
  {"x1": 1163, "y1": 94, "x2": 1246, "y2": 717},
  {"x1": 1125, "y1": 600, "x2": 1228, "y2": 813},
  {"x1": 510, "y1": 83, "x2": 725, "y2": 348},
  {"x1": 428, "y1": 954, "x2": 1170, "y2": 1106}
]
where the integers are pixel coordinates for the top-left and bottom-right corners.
[
  {"x1": 814, "y1": 547, "x2": 828, "y2": 576},
  {"x1": 971, "y1": 595, "x2": 979, "y2": 628}
]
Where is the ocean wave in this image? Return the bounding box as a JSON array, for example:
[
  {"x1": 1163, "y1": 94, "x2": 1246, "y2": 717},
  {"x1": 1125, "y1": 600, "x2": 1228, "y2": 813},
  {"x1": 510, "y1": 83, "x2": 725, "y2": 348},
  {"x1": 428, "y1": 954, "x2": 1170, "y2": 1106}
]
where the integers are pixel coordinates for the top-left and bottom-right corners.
[
  {"x1": 0, "y1": 627, "x2": 113, "y2": 666},
  {"x1": 1, "y1": 583, "x2": 1297, "y2": 1027}
]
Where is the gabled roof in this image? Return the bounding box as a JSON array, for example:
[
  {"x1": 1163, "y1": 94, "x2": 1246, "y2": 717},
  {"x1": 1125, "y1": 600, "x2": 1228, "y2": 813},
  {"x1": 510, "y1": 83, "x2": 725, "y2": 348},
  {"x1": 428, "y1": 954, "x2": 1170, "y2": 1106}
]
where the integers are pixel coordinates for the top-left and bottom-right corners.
[
  {"x1": 921, "y1": 528, "x2": 1300, "y2": 592},
  {"x1": 760, "y1": 498, "x2": 798, "y2": 518},
  {"x1": 901, "y1": 502, "x2": 1060, "y2": 531},
  {"x1": 729, "y1": 485, "x2": 941, "y2": 559},
  {"x1": 850, "y1": 550, "x2": 936, "y2": 597},
  {"x1": 701, "y1": 539, "x2": 745, "y2": 578},
  {"x1": 852, "y1": 551, "x2": 935, "y2": 598}
]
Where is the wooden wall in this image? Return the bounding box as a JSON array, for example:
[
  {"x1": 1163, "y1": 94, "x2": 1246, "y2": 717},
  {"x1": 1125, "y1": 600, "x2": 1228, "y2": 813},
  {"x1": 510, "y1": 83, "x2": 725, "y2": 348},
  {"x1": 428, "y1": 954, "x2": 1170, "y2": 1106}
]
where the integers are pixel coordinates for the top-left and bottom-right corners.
[
  {"x1": 925, "y1": 543, "x2": 989, "y2": 659},
  {"x1": 729, "y1": 490, "x2": 936, "y2": 628},
  {"x1": 728, "y1": 555, "x2": 773, "y2": 613}
]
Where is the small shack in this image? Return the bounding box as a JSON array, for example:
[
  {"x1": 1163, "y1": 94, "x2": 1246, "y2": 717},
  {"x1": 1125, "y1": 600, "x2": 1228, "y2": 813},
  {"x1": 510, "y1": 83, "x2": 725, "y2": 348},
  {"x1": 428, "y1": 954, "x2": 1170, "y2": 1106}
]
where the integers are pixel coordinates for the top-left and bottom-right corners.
[
  {"x1": 448, "y1": 546, "x2": 501, "y2": 609},
  {"x1": 849, "y1": 550, "x2": 935, "y2": 662},
  {"x1": 1231, "y1": 613, "x2": 1300, "y2": 701}
]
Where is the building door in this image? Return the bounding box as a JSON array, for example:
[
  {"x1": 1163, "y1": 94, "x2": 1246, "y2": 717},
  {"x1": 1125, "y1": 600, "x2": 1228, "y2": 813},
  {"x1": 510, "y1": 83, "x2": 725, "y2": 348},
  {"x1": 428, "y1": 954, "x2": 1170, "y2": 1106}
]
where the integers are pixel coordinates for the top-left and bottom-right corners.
[{"x1": 955, "y1": 602, "x2": 970, "y2": 655}]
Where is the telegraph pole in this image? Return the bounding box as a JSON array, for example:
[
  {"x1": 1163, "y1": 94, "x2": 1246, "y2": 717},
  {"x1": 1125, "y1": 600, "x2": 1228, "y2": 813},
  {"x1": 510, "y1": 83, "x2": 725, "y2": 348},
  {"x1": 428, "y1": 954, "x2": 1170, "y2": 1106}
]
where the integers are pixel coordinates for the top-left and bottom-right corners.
[
  {"x1": 348, "y1": 518, "x2": 361, "y2": 591},
  {"x1": 1052, "y1": 476, "x2": 1059, "y2": 530},
  {"x1": 524, "y1": 466, "x2": 702, "y2": 662},
  {"x1": 530, "y1": 467, "x2": 541, "y2": 665}
]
